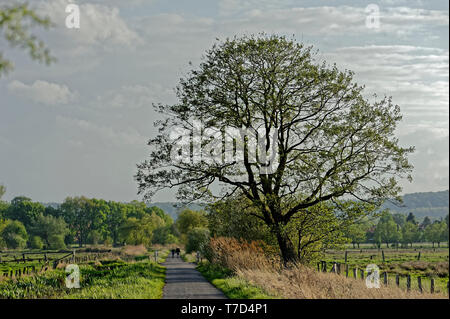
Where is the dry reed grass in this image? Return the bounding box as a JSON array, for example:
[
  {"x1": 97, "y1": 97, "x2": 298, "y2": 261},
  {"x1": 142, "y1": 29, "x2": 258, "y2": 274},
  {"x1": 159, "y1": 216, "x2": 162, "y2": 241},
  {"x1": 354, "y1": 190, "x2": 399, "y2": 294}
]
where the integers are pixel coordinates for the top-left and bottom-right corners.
[
  {"x1": 120, "y1": 244, "x2": 147, "y2": 256},
  {"x1": 207, "y1": 237, "x2": 448, "y2": 299}
]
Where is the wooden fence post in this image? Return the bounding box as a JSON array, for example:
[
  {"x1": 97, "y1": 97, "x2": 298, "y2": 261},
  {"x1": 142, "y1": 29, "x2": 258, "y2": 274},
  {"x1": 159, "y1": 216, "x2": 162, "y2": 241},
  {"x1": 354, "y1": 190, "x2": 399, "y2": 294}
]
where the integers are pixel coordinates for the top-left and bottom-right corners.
[
  {"x1": 407, "y1": 275, "x2": 411, "y2": 291},
  {"x1": 337, "y1": 263, "x2": 341, "y2": 275},
  {"x1": 417, "y1": 252, "x2": 421, "y2": 261},
  {"x1": 353, "y1": 268, "x2": 357, "y2": 279},
  {"x1": 383, "y1": 272, "x2": 388, "y2": 286},
  {"x1": 430, "y1": 278, "x2": 435, "y2": 294},
  {"x1": 382, "y1": 250, "x2": 385, "y2": 262},
  {"x1": 331, "y1": 262, "x2": 336, "y2": 273},
  {"x1": 418, "y1": 277, "x2": 422, "y2": 293},
  {"x1": 344, "y1": 251, "x2": 348, "y2": 264},
  {"x1": 396, "y1": 274, "x2": 400, "y2": 287},
  {"x1": 360, "y1": 268, "x2": 364, "y2": 280},
  {"x1": 322, "y1": 261, "x2": 327, "y2": 272},
  {"x1": 345, "y1": 264, "x2": 349, "y2": 278}
]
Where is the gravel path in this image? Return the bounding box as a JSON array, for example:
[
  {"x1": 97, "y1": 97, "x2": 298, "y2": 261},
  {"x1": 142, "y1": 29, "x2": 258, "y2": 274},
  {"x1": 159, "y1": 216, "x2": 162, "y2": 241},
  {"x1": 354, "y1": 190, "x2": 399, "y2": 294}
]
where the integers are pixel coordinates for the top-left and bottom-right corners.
[{"x1": 162, "y1": 256, "x2": 227, "y2": 299}]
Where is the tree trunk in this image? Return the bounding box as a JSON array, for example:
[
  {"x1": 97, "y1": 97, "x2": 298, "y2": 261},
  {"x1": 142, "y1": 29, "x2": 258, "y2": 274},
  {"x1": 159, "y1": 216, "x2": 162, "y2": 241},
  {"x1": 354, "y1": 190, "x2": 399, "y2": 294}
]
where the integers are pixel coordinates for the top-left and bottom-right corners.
[
  {"x1": 274, "y1": 227, "x2": 297, "y2": 265},
  {"x1": 79, "y1": 231, "x2": 83, "y2": 248}
]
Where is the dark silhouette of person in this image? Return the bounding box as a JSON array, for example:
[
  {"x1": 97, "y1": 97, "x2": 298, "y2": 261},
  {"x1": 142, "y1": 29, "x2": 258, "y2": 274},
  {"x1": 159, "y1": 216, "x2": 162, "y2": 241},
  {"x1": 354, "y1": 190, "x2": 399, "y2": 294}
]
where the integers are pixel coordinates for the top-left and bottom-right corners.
[
  {"x1": 176, "y1": 248, "x2": 180, "y2": 258},
  {"x1": 171, "y1": 249, "x2": 175, "y2": 258}
]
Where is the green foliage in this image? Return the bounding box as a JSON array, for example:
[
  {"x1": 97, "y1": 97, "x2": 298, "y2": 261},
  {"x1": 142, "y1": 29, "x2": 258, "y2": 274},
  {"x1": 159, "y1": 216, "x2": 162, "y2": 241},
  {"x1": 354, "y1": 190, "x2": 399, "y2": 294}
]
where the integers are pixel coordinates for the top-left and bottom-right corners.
[
  {"x1": 207, "y1": 195, "x2": 275, "y2": 244},
  {"x1": 406, "y1": 212, "x2": 418, "y2": 225},
  {"x1": 424, "y1": 221, "x2": 448, "y2": 247},
  {"x1": 421, "y1": 216, "x2": 432, "y2": 229},
  {"x1": 0, "y1": 3, "x2": 54, "y2": 76},
  {"x1": 176, "y1": 209, "x2": 208, "y2": 236},
  {"x1": 0, "y1": 184, "x2": 5, "y2": 200},
  {"x1": 48, "y1": 234, "x2": 66, "y2": 250},
  {"x1": 136, "y1": 34, "x2": 414, "y2": 263},
  {"x1": 152, "y1": 225, "x2": 179, "y2": 244},
  {"x1": 119, "y1": 214, "x2": 164, "y2": 247},
  {"x1": 5, "y1": 196, "x2": 45, "y2": 228},
  {"x1": 0, "y1": 219, "x2": 8, "y2": 248},
  {"x1": 287, "y1": 200, "x2": 374, "y2": 263},
  {"x1": 392, "y1": 213, "x2": 406, "y2": 227},
  {"x1": 0, "y1": 260, "x2": 166, "y2": 299},
  {"x1": 30, "y1": 235, "x2": 44, "y2": 249},
  {"x1": 185, "y1": 227, "x2": 210, "y2": 253},
  {"x1": 0, "y1": 220, "x2": 28, "y2": 249},
  {"x1": 401, "y1": 222, "x2": 419, "y2": 247},
  {"x1": 60, "y1": 197, "x2": 108, "y2": 247},
  {"x1": 345, "y1": 221, "x2": 369, "y2": 248},
  {"x1": 29, "y1": 213, "x2": 68, "y2": 248},
  {"x1": 374, "y1": 211, "x2": 401, "y2": 247},
  {"x1": 0, "y1": 200, "x2": 9, "y2": 219}
]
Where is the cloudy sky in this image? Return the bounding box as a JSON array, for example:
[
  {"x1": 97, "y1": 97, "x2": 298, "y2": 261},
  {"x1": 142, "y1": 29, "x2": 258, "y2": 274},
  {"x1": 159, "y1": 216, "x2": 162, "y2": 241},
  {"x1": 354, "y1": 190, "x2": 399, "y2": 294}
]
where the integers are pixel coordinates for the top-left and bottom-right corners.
[{"x1": 0, "y1": 0, "x2": 448, "y2": 203}]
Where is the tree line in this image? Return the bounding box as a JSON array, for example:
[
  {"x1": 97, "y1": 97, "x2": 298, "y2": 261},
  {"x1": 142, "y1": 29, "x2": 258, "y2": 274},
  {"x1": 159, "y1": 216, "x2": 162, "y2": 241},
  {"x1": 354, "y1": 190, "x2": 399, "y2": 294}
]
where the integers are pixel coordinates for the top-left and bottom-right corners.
[
  {"x1": 345, "y1": 211, "x2": 449, "y2": 249},
  {"x1": 183, "y1": 195, "x2": 449, "y2": 263},
  {"x1": 0, "y1": 193, "x2": 181, "y2": 250}
]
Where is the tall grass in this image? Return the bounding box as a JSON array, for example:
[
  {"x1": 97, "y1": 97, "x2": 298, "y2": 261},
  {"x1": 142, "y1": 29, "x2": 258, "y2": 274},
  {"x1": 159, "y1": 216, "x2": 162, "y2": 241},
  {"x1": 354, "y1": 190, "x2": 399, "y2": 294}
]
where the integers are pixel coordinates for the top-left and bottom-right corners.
[{"x1": 204, "y1": 237, "x2": 447, "y2": 299}]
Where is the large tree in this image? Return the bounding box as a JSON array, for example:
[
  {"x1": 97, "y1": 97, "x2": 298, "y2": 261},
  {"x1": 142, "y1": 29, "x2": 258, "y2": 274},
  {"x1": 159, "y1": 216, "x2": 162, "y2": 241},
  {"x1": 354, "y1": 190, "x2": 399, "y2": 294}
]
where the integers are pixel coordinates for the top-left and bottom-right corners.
[
  {"x1": 29, "y1": 213, "x2": 68, "y2": 249},
  {"x1": 60, "y1": 197, "x2": 108, "y2": 247},
  {"x1": 136, "y1": 34, "x2": 413, "y2": 264},
  {"x1": 6, "y1": 196, "x2": 45, "y2": 228}
]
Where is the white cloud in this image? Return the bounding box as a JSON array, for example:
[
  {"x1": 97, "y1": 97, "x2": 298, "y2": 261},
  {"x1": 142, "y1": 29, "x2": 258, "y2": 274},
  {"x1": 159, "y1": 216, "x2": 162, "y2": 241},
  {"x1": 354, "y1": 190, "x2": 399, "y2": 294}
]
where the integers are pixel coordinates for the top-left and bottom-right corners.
[
  {"x1": 36, "y1": 0, "x2": 142, "y2": 51},
  {"x1": 216, "y1": 5, "x2": 448, "y2": 36},
  {"x1": 56, "y1": 115, "x2": 146, "y2": 146},
  {"x1": 93, "y1": 84, "x2": 176, "y2": 109},
  {"x1": 322, "y1": 45, "x2": 449, "y2": 121},
  {"x1": 7, "y1": 80, "x2": 76, "y2": 106}
]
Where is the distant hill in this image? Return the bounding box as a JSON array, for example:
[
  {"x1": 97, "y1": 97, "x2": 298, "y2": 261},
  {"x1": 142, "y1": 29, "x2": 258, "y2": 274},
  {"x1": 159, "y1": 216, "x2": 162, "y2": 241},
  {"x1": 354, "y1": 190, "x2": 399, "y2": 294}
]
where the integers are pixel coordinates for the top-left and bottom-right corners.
[
  {"x1": 382, "y1": 190, "x2": 449, "y2": 220},
  {"x1": 148, "y1": 202, "x2": 205, "y2": 220}
]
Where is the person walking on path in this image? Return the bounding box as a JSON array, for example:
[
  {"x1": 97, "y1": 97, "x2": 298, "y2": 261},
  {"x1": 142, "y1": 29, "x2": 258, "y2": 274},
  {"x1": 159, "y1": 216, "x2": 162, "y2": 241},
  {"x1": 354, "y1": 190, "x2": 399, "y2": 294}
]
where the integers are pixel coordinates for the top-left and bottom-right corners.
[
  {"x1": 176, "y1": 248, "x2": 180, "y2": 258},
  {"x1": 171, "y1": 249, "x2": 175, "y2": 258}
]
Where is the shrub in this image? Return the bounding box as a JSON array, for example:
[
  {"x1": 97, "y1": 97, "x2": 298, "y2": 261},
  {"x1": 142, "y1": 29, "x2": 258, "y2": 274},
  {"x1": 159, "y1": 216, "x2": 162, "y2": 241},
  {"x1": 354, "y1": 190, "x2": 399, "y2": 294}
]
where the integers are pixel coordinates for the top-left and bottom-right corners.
[
  {"x1": 186, "y1": 227, "x2": 210, "y2": 253},
  {"x1": 1, "y1": 220, "x2": 28, "y2": 249},
  {"x1": 48, "y1": 234, "x2": 66, "y2": 250},
  {"x1": 30, "y1": 236, "x2": 44, "y2": 249}
]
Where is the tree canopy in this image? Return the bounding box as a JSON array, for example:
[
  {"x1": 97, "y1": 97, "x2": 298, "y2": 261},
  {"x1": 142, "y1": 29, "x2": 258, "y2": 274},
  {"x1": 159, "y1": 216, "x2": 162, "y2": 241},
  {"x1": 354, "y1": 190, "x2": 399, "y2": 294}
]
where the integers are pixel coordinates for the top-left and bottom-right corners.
[{"x1": 136, "y1": 34, "x2": 414, "y2": 263}]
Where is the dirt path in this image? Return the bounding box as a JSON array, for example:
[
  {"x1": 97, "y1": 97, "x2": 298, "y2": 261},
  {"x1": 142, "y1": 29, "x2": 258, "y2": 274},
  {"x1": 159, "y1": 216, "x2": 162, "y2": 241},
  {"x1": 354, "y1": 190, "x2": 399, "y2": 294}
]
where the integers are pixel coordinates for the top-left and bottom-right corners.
[{"x1": 162, "y1": 256, "x2": 226, "y2": 299}]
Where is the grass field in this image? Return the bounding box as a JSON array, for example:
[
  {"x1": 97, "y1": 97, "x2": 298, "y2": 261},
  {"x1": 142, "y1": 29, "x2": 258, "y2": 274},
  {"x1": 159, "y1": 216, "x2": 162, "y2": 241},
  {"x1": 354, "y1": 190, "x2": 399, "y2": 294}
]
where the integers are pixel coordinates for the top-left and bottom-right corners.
[
  {"x1": 0, "y1": 247, "x2": 170, "y2": 299},
  {"x1": 322, "y1": 247, "x2": 449, "y2": 294}
]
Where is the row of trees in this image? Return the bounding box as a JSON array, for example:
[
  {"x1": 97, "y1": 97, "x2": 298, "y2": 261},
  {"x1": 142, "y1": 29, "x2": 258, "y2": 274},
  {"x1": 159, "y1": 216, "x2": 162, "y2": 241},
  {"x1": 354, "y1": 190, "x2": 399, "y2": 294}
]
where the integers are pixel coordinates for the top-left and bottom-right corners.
[
  {"x1": 184, "y1": 193, "x2": 449, "y2": 263},
  {"x1": 0, "y1": 193, "x2": 178, "y2": 250},
  {"x1": 196, "y1": 194, "x2": 375, "y2": 263},
  {"x1": 346, "y1": 211, "x2": 449, "y2": 248}
]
